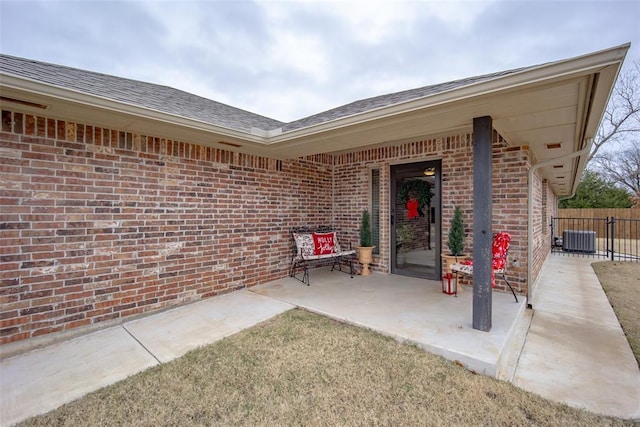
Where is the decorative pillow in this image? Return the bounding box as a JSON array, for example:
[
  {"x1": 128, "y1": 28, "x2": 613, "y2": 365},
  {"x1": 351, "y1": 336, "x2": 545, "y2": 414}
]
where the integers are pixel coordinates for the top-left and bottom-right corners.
[
  {"x1": 312, "y1": 232, "x2": 337, "y2": 255},
  {"x1": 492, "y1": 232, "x2": 511, "y2": 271},
  {"x1": 293, "y1": 233, "x2": 315, "y2": 257}
]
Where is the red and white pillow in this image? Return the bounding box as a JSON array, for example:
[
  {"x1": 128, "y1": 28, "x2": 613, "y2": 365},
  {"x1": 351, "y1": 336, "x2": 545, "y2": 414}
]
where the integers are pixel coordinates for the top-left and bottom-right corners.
[
  {"x1": 312, "y1": 232, "x2": 337, "y2": 255},
  {"x1": 293, "y1": 231, "x2": 339, "y2": 257}
]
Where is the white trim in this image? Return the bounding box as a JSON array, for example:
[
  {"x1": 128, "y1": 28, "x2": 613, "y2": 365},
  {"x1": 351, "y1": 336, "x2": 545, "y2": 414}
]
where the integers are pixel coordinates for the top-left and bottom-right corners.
[
  {"x1": 0, "y1": 74, "x2": 268, "y2": 145},
  {"x1": 1, "y1": 43, "x2": 629, "y2": 151},
  {"x1": 267, "y1": 44, "x2": 629, "y2": 143}
]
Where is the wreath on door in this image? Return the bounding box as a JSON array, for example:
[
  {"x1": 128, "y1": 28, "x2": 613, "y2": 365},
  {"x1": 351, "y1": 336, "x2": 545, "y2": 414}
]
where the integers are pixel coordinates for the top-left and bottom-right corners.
[{"x1": 399, "y1": 179, "x2": 432, "y2": 218}]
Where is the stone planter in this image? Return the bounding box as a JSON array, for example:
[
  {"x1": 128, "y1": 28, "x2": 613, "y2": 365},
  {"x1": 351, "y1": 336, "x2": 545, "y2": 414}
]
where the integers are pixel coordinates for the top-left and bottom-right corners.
[{"x1": 357, "y1": 246, "x2": 375, "y2": 275}]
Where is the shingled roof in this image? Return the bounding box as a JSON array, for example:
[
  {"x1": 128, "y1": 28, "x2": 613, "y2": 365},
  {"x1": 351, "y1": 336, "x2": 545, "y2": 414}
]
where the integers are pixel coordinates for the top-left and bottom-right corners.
[
  {"x1": 0, "y1": 54, "x2": 284, "y2": 133},
  {"x1": 282, "y1": 68, "x2": 528, "y2": 132},
  {"x1": 1, "y1": 53, "x2": 532, "y2": 136}
]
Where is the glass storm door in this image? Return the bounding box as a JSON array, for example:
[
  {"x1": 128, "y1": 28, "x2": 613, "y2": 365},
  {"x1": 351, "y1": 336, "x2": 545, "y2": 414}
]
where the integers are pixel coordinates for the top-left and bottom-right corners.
[{"x1": 390, "y1": 161, "x2": 441, "y2": 280}]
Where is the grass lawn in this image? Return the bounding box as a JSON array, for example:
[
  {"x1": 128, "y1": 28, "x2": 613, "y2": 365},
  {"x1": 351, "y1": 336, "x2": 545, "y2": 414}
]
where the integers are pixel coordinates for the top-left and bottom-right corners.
[
  {"x1": 592, "y1": 261, "x2": 640, "y2": 365},
  {"x1": 19, "y1": 300, "x2": 638, "y2": 426}
]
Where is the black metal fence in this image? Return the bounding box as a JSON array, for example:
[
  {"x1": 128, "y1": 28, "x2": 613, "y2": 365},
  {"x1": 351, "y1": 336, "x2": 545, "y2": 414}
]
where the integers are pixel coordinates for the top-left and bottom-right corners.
[{"x1": 550, "y1": 217, "x2": 640, "y2": 262}]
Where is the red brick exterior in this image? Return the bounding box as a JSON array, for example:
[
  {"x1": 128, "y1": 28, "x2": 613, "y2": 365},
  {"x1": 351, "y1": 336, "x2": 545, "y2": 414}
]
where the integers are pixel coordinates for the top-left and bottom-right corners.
[
  {"x1": 1, "y1": 109, "x2": 542, "y2": 346},
  {"x1": 0, "y1": 110, "x2": 334, "y2": 345},
  {"x1": 333, "y1": 133, "x2": 530, "y2": 294},
  {"x1": 530, "y1": 171, "x2": 556, "y2": 295}
]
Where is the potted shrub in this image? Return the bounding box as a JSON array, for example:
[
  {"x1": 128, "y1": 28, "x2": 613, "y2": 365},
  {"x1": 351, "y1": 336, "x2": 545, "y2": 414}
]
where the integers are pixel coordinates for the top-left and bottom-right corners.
[
  {"x1": 395, "y1": 224, "x2": 412, "y2": 266},
  {"x1": 357, "y1": 210, "x2": 375, "y2": 275},
  {"x1": 441, "y1": 206, "x2": 468, "y2": 273}
]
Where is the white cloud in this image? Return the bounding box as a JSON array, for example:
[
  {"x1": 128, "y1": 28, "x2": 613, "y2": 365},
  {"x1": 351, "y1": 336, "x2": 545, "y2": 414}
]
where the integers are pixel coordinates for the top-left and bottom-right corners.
[
  {"x1": 425, "y1": 0, "x2": 493, "y2": 28},
  {"x1": 142, "y1": 2, "x2": 205, "y2": 49},
  {"x1": 238, "y1": 85, "x2": 335, "y2": 122},
  {"x1": 266, "y1": 31, "x2": 332, "y2": 84},
  {"x1": 325, "y1": 1, "x2": 419, "y2": 44},
  {"x1": 1, "y1": 0, "x2": 638, "y2": 123},
  {"x1": 316, "y1": 0, "x2": 493, "y2": 44}
]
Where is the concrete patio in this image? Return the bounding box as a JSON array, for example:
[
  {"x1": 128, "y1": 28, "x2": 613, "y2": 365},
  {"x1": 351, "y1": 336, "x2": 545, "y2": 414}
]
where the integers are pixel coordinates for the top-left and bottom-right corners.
[
  {"x1": 1, "y1": 255, "x2": 639, "y2": 426},
  {"x1": 252, "y1": 270, "x2": 528, "y2": 379}
]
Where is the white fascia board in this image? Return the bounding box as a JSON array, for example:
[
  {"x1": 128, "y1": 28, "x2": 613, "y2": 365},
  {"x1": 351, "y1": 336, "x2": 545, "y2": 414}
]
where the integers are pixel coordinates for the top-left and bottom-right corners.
[
  {"x1": 1, "y1": 43, "x2": 629, "y2": 151},
  {"x1": 0, "y1": 73, "x2": 268, "y2": 145},
  {"x1": 267, "y1": 43, "x2": 630, "y2": 145}
]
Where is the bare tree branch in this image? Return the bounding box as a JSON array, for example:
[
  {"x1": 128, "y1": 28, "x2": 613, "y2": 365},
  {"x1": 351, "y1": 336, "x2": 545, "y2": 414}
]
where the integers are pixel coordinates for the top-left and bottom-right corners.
[
  {"x1": 589, "y1": 59, "x2": 640, "y2": 162},
  {"x1": 594, "y1": 144, "x2": 640, "y2": 197}
]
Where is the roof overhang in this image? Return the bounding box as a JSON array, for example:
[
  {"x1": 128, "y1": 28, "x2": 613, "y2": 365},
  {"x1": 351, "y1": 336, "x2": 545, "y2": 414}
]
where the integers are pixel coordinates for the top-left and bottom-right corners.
[
  {"x1": 0, "y1": 75, "x2": 276, "y2": 158},
  {"x1": 263, "y1": 44, "x2": 627, "y2": 196},
  {"x1": 0, "y1": 44, "x2": 628, "y2": 196}
]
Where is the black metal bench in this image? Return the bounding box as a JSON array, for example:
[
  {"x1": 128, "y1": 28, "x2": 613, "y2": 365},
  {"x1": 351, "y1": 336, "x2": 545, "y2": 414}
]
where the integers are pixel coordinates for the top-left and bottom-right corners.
[{"x1": 289, "y1": 227, "x2": 356, "y2": 285}]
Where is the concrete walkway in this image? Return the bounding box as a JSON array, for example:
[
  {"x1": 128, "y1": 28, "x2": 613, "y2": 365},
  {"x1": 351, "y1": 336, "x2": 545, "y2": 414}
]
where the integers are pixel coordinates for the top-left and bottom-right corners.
[
  {"x1": 513, "y1": 255, "x2": 640, "y2": 419},
  {"x1": 1, "y1": 255, "x2": 639, "y2": 425}
]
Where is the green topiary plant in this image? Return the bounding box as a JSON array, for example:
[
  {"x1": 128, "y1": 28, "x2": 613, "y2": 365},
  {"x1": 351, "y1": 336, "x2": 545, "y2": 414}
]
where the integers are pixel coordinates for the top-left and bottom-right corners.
[
  {"x1": 447, "y1": 206, "x2": 465, "y2": 256},
  {"x1": 359, "y1": 210, "x2": 373, "y2": 247}
]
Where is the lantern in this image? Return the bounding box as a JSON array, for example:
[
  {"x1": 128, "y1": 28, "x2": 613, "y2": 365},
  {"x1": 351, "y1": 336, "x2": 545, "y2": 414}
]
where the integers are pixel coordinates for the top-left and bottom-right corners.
[{"x1": 441, "y1": 273, "x2": 457, "y2": 295}]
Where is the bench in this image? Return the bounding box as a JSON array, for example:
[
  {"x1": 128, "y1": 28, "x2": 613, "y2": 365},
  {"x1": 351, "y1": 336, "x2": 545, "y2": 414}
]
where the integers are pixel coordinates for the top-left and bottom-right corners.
[
  {"x1": 450, "y1": 232, "x2": 518, "y2": 302},
  {"x1": 289, "y1": 227, "x2": 356, "y2": 286}
]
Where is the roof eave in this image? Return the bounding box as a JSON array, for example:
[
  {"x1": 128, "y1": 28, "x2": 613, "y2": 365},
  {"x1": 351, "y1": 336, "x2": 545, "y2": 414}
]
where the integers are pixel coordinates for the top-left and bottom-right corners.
[
  {"x1": 0, "y1": 73, "x2": 273, "y2": 152},
  {"x1": 569, "y1": 47, "x2": 628, "y2": 196},
  {"x1": 0, "y1": 43, "x2": 629, "y2": 167},
  {"x1": 267, "y1": 43, "x2": 630, "y2": 147}
]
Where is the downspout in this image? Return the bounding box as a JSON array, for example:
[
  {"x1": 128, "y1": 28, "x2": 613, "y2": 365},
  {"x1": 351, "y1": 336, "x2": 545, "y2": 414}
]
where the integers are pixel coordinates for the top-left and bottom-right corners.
[{"x1": 526, "y1": 138, "x2": 593, "y2": 306}]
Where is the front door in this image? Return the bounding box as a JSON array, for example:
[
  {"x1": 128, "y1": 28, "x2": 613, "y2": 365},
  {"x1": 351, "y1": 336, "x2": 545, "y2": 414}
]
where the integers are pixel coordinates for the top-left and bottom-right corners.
[{"x1": 390, "y1": 161, "x2": 441, "y2": 280}]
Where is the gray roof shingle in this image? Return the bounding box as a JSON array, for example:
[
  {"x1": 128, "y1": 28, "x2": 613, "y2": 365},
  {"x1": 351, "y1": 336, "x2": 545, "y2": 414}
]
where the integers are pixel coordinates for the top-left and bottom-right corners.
[
  {"x1": 0, "y1": 54, "x2": 284, "y2": 133},
  {"x1": 281, "y1": 68, "x2": 527, "y2": 132},
  {"x1": 1, "y1": 53, "x2": 530, "y2": 135}
]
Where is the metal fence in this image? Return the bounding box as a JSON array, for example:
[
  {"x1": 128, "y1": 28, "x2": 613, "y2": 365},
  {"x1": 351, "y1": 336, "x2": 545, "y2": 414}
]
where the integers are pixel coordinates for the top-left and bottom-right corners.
[{"x1": 550, "y1": 217, "x2": 640, "y2": 262}]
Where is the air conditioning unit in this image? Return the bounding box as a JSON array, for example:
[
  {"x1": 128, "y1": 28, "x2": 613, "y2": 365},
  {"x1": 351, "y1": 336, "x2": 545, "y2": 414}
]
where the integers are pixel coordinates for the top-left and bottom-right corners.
[{"x1": 562, "y1": 230, "x2": 596, "y2": 253}]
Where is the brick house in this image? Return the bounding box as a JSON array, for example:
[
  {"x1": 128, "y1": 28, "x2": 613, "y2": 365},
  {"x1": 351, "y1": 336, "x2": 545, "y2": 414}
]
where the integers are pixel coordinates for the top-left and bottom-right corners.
[{"x1": 0, "y1": 44, "x2": 628, "y2": 346}]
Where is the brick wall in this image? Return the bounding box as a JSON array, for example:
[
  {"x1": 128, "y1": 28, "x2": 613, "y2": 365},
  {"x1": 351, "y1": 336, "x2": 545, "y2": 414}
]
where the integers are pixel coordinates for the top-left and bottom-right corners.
[
  {"x1": 333, "y1": 134, "x2": 530, "y2": 295},
  {"x1": 333, "y1": 138, "x2": 445, "y2": 273},
  {"x1": 441, "y1": 134, "x2": 530, "y2": 293},
  {"x1": 530, "y1": 172, "x2": 555, "y2": 295},
  {"x1": 0, "y1": 110, "x2": 333, "y2": 345},
  {"x1": 1, "y1": 107, "x2": 539, "y2": 346}
]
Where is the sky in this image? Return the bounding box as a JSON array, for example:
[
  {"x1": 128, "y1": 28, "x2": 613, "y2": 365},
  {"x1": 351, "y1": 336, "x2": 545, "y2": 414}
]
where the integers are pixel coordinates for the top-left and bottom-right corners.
[{"x1": 1, "y1": 0, "x2": 639, "y2": 123}]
